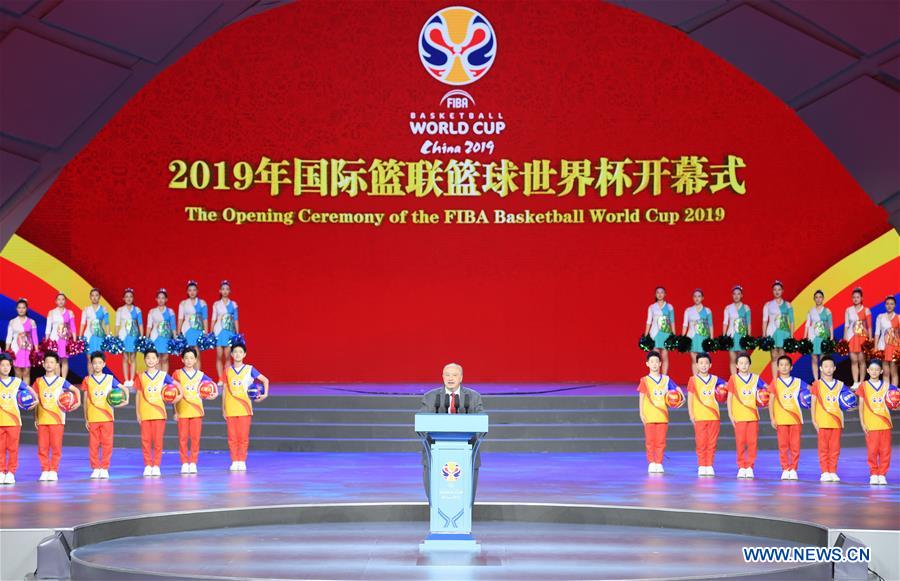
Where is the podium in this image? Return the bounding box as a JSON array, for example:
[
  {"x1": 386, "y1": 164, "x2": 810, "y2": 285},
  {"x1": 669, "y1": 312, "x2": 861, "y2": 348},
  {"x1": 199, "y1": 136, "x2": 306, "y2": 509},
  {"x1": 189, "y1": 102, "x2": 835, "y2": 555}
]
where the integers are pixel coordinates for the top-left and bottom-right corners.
[{"x1": 415, "y1": 413, "x2": 488, "y2": 551}]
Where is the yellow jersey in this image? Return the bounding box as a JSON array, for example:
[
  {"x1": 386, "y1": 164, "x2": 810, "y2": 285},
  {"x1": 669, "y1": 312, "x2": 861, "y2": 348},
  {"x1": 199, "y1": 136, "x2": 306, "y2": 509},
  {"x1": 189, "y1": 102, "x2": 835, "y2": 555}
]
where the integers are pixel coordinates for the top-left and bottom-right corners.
[
  {"x1": 82, "y1": 374, "x2": 119, "y2": 424},
  {"x1": 727, "y1": 373, "x2": 763, "y2": 422},
  {"x1": 771, "y1": 377, "x2": 804, "y2": 426},
  {"x1": 811, "y1": 379, "x2": 844, "y2": 429},
  {"x1": 638, "y1": 374, "x2": 672, "y2": 424},
  {"x1": 0, "y1": 376, "x2": 24, "y2": 427},
  {"x1": 173, "y1": 368, "x2": 212, "y2": 419},
  {"x1": 859, "y1": 380, "x2": 893, "y2": 431},
  {"x1": 137, "y1": 370, "x2": 173, "y2": 421},
  {"x1": 223, "y1": 364, "x2": 260, "y2": 418},
  {"x1": 687, "y1": 374, "x2": 722, "y2": 421}
]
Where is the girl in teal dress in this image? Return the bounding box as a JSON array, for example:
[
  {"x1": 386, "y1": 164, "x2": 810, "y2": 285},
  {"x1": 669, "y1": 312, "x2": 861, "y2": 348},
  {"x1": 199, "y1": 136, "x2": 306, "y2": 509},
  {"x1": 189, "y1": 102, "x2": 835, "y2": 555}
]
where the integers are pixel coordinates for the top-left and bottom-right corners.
[
  {"x1": 644, "y1": 286, "x2": 675, "y2": 375},
  {"x1": 805, "y1": 290, "x2": 833, "y2": 380},
  {"x1": 723, "y1": 285, "x2": 751, "y2": 375},
  {"x1": 682, "y1": 289, "x2": 713, "y2": 375}
]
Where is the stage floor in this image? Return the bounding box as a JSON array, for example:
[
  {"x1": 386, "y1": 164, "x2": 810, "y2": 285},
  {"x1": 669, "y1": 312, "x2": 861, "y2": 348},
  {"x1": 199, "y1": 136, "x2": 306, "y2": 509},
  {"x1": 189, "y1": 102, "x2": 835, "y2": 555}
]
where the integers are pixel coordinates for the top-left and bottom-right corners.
[{"x1": 1, "y1": 444, "x2": 897, "y2": 531}]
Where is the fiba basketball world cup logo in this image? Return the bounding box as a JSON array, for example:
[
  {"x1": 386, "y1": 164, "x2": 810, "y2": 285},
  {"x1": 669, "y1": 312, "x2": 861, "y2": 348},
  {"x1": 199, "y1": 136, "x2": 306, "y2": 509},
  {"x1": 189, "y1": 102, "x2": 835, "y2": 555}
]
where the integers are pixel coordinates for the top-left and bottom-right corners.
[
  {"x1": 419, "y1": 7, "x2": 496, "y2": 86},
  {"x1": 442, "y1": 461, "x2": 462, "y2": 481}
]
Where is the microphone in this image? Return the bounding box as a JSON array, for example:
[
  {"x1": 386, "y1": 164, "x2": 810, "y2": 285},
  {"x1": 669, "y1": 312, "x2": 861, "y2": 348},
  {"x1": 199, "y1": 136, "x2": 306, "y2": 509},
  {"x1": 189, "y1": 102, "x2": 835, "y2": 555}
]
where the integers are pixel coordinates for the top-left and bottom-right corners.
[
  {"x1": 463, "y1": 393, "x2": 469, "y2": 414},
  {"x1": 434, "y1": 393, "x2": 441, "y2": 414},
  {"x1": 443, "y1": 393, "x2": 450, "y2": 413},
  {"x1": 453, "y1": 393, "x2": 460, "y2": 414}
]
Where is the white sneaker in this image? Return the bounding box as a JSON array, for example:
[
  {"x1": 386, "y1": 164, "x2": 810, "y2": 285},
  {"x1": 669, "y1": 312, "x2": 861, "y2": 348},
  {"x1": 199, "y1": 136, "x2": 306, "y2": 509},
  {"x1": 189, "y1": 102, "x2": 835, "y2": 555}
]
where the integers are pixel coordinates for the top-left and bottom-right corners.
[
  {"x1": 789, "y1": 470, "x2": 798, "y2": 480},
  {"x1": 4, "y1": 472, "x2": 15, "y2": 485},
  {"x1": 697, "y1": 466, "x2": 705, "y2": 477},
  {"x1": 737, "y1": 468, "x2": 747, "y2": 478},
  {"x1": 181, "y1": 463, "x2": 191, "y2": 474},
  {"x1": 745, "y1": 468, "x2": 754, "y2": 479},
  {"x1": 706, "y1": 466, "x2": 715, "y2": 477},
  {"x1": 869, "y1": 474, "x2": 879, "y2": 485},
  {"x1": 229, "y1": 461, "x2": 239, "y2": 471},
  {"x1": 237, "y1": 461, "x2": 247, "y2": 471},
  {"x1": 189, "y1": 463, "x2": 198, "y2": 474},
  {"x1": 47, "y1": 471, "x2": 58, "y2": 481},
  {"x1": 39, "y1": 471, "x2": 48, "y2": 481},
  {"x1": 151, "y1": 466, "x2": 161, "y2": 477},
  {"x1": 878, "y1": 475, "x2": 887, "y2": 485},
  {"x1": 820, "y1": 473, "x2": 831, "y2": 482},
  {"x1": 90, "y1": 469, "x2": 101, "y2": 479},
  {"x1": 0, "y1": 472, "x2": 6, "y2": 485},
  {"x1": 100, "y1": 469, "x2": 109, "y2": 479},
  {"x1": 143, "y1": 465, "x2": 153, "y2": 477},
  {"x1": 781, "y1": 470, "x2": 790, "y2": 480},
  {"x1": 830, "y1": 473, "x2": 840, "y2": 482}
]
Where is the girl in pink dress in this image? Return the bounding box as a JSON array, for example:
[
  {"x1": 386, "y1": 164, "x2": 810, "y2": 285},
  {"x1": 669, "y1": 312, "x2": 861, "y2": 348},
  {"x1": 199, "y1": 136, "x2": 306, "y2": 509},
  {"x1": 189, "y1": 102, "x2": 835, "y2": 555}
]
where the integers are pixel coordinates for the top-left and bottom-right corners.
[
  {"x1": 45, "y1": 293, "x2": 77, "y2": 380},
  {"x1": 5, "y1": 299, "x2": 39, "y2": 385}
]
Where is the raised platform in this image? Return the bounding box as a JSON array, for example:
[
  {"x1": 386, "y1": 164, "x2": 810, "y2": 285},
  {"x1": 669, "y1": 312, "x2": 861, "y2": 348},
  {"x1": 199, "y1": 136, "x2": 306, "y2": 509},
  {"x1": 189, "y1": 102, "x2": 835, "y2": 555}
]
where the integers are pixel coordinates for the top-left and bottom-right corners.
[{"x1": 16, "y1": 383, "x2": 899, "y2": 453}]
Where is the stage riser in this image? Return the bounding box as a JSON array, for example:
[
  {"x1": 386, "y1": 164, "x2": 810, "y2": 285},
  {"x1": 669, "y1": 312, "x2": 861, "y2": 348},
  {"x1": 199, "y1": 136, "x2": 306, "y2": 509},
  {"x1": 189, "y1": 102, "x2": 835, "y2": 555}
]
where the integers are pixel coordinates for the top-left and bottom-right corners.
[{"x1": 17, "y1": 395, "x2": 894, "y2": 453}]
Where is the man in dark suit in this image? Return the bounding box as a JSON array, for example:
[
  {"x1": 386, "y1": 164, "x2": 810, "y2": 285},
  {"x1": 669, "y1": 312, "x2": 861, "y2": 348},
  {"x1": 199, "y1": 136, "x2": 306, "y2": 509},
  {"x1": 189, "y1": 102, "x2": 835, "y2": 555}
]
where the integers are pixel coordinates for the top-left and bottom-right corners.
[{"x1": 418, "y1": 363, "x2": 484, "y2": 501}]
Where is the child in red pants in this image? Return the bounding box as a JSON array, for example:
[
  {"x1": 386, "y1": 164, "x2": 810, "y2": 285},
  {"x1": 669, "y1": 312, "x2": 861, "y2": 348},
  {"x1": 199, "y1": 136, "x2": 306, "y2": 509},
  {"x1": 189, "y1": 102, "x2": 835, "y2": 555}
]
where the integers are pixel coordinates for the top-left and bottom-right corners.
[
  {"x1": 811, "y1": 355, "x2": 852, "y2": 482},
  {"x1": 136, "y1": 348, "x2": 181, "y2": 477},
  {"x1": 81, "y1": 351, "x2": 129, "y2": 479},
  {"x1": 0, "y1": 353, "x2": 38, "y2": 485},
  {"x1": 173, "y1": 347, "x2": 216, "y2": 474},
  {"x1": 769, "y1": 356, "x2": 809, "y2": 481},
  {"x1": 33, "y1": 351, "x2": 80, "y2": 481},
  {"x1": 637, "y1": 351, "x2": 683, "y2": 474},
  {"x1": 686, "y1": 352, "x2": 725, "y2": 477},
  {"x1": 222, "y1": 343, "x2": 269, "y2": 471},
  {"x1": 726, "y1": 352, "x2": 767, "y2": 479},
  {"x1": 857, "y1": 359, "x2": 894, "y2": 485}
]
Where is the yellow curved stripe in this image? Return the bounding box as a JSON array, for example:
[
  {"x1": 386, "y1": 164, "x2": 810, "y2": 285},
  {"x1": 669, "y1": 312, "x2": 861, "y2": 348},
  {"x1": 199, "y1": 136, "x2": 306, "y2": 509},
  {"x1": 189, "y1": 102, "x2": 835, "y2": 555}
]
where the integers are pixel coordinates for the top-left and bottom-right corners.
[
  {"x1": 750, "y1": 229, "x2": 900, "y2": 374},
  {"x1": 1, "y1": 234, "x2": 117, "y2": 322}
]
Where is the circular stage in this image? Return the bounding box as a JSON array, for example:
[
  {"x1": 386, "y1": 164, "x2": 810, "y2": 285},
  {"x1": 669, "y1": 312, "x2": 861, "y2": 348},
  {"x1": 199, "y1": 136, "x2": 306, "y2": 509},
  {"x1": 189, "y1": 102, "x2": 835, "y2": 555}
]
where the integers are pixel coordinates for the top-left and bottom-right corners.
[{"x1": 69, "y1": 503, "x2": 831, "y2": 580}]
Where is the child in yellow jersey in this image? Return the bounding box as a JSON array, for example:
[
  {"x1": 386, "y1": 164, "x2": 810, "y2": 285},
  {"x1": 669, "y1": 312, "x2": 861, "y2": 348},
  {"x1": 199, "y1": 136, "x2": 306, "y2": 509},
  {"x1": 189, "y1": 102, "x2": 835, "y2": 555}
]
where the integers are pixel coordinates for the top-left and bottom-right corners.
[
  {"x1": 686, "y1": 352, "x2": 726, "y2": 477},
  {"x1": 81, "y1": 351, "x2": 128, "y2": 479},
  {"x1": 637, "y1": 351, "x2": 683, "y2": 474},
  {"x1": 0, "y1": 353, "x2": 38, "y2": 485},
  {"x1": 223, "y1": 343, "x2": 269, "y2": 471},
  {"x1": 726, "y1": 352, "x2": 768, "y2": 479},
  {"x1": 768, "y1": 356, "x2": 810, "y2": 481},
  {"x1": 136, "y1": 348, "x2": 182, "y2": 477},
  {"x1": 857, "y1": 359, "x2": 894, "y2": 485},
  {"x1": 173, "y1": 347, "x2": 216, "y2": 474},
  {"x1": 33, "y1": 351, "x2": 80, "y2": 481},
  {"x1": 810, "y1": 355, "x2": 853, "y2": 482}
]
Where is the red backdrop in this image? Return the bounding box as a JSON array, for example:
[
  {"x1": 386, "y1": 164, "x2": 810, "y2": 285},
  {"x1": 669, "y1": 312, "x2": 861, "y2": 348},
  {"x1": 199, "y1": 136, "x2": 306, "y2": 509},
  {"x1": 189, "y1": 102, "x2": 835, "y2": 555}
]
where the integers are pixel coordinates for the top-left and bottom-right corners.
[{"x1": 16, "y1": 0, "x2": 889, "y2": 382}]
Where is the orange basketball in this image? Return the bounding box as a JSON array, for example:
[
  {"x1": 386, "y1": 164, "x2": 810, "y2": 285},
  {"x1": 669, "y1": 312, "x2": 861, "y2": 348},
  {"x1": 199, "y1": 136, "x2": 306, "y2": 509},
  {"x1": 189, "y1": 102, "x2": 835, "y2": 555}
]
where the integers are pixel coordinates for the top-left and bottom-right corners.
[
  {"x1": 162, "y1": 384, "x2": 179, "y2": 404},
  {"x1": 714, "y1": 385, "x2": 729, "y2": 403},
  {"x1": 886, "y1": 388, "x2": 900, "y2": 410},
  {"x1": 756, "y1": 389, "x2": 770, "y2": 408},
  {"x1": 198, "y1": 381, "x2": 217, "y2": 400},
  {"x1": 665, "y1": 389, "x2": 684, "y2": 408},
  {"x1": 57, "y1": 389, "x2": 77, "y2": 412}
]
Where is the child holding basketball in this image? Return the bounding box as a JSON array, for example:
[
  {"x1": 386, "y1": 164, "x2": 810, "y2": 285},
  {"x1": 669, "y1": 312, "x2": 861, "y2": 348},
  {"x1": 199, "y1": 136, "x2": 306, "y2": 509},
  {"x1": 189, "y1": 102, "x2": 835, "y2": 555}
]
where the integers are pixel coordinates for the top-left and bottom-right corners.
[
  {"x1": 686, "y1": 352, "x2": 726, "y2": 476},
  {"x1": 173, "y1": 347, "x2": 216, "y2": 474},
  {"x1": 136, "y1": 348, "x2": 181, "y2": 477},
  {"x1": 768, "y1": 356, "x2": 809, "y2": 480},
  {"x1": 81, "y1": 352, "x2": 129, "y2": 479},
  {"x1": 857, "y1": 359, "x2": 894, "y2": 485},
  {"x1": 637, "y1": 351, "x2": 683, "y2": 474},
  {"x1": 33, "y1": 351, "x2": 80, "y2": 481},
  {"x1": 0, "y1": 353, "x2": 38, "y2": 485},
  {"x1": 222, "y1": 343, "x2": 269, "y2": 471},
  {"x1": 726, "y1": 352, "x2": 767, "y2": 479},
  {"x1": 810, "y1": 355, "x2": 852, "y2": 482}
]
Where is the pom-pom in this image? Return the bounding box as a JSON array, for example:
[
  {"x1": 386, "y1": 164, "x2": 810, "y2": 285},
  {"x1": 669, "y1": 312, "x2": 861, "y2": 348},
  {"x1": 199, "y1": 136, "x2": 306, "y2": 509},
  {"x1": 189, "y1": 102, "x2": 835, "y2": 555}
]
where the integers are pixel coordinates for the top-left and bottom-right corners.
[
  {"x1": 101, "y1": 336, "x2": 125, "y2": 355},
  {"x1": 638, "y1": 335, "x2": 654, "y2": 352},
  {"x1": 783, "y1": 338, "x2": 799, "y2": 353},
  {"x1": 67, "y1": 337, "x2": 86, "y2": 357},
  {"x1": 701, "y1": 338, "x2": 719, "y2": 353},
  {"x1": 820, "y1": 338, "x2": 837, "y2": 355},
  {"x1": 796, "y1": 339, "x2": 813, "y2": 355},
  {"x1": 135, "y1": 336, "x2": 154, "y2": 353},
  {"x1": 757, "y1": 337, "x2": 775, "y2": 352},
  {"x1": 872, "y1": 349, "x2": 885, "y2": 362},
  {"x1": 834, "y1": 339, "x2": 850, "y2": 356},
  {"x1": 168, "y1": 334, "x2": 187, "y2": 356},
  {"x1": 197, "y1": 332, "x2": 217, "y2": 351},
  {"x1": 229, "y1": 333, "x2": 247, "y2": 347},
  {"x1": 739, "y1": 336, "x2": 758, "y2": 351},
  {"x1": 29, "y1": 349, "x2": 45, "y2": 367},
  {"x1": 861, "y1": 339, "x2": 876, "y2": 360},
  {"x1": 715, "y1": 335, "x2": 734, "y2": 351},
  {"x1": 677, "y1": 335, "x2": 692, "y2": 353},
  {"x1": 664, "y1": 335, "x2": 680, "y2": 351},
  {"x1": 38, "y1": 338, "x2": 58, "y2": 353}
]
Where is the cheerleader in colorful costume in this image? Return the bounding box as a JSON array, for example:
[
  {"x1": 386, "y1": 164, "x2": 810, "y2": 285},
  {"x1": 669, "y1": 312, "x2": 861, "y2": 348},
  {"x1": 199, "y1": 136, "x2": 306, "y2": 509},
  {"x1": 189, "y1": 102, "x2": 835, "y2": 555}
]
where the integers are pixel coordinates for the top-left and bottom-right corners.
[
  {"x1": 45, "y1": 293, "x2": 77, "y2": 380},
  {"x1": 682, "y1": 289, "x2": 713, "y2": 375},
  {"x1": 723, "y1": 285, "x2": 751, "y2": 375},
  {"x1": 212, "y1": 280, "x2": 239, "y2": 387},
  {"x1": 147, "y1": 289, "x2": 177, "y2": 373},
  {"x1": 805, "y1": 290, "x2": 833, "y2": 381},
  {"x1": 79, "y1": 288, "x2": 110, "y2": 363},
  {"x1": 177, "y1": 281, "x2": 209, "y2": 370},
  {"x1": 762, "y1": 280, "x2": 794, "y2": 380},
  {"x1": 116, "y1": 288, "x2": 143, "y2": 387},
  {"x1": 844, "y1": 287, "x2": 872, "y2": 388},
  {"x1": 644, "y1": 287, "x2": 675, "y2": 375},
  {"x1": 875, "y1": 295, "x2": 898, "y2": 388},
  {"x1": 5, "y1": 299, "x2": 39, "y2": 385}
]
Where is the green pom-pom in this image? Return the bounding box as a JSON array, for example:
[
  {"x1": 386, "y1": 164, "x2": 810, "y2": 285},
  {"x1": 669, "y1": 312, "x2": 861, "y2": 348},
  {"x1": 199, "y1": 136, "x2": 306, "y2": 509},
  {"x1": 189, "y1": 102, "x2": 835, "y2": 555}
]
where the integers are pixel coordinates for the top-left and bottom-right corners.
[
  {"x1": 739, "y1": 335, "x2": 758, "y2": 351},
  {"x1": 783, "y1": 338, "x2": 799, "y2": 353},
  {"x1": 677, "y1": 335, "x2": 692, "y2": 353},
  {"x1": 820, "y1": 338, "x2": 836, "y2": 355},
  {"x1": 715, "y1": 335, "x2": 734, "y2": 350},
  {"x1": 758, "y1": 337, "x2": 775, "y2": 352},
  {"x1": 797, "y1": 339, "x2": 813, "y2": 355},
  {"x1": 701, "y1": 338, "x2": 719, "y2": 352},
  {"x1": 664, "y1": 335, "x2": 680, "y2": 351},
  {"x1": 639, "y1": 335, "x2": 655, "y2": 352}
]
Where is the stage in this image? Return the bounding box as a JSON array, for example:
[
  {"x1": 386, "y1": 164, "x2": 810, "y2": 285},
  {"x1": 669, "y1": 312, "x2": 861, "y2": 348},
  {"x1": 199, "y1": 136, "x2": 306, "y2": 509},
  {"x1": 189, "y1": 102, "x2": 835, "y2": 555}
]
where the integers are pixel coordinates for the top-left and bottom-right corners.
[{"x1": 1, "y1": 442, "x2": 897, "y2": 579}]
